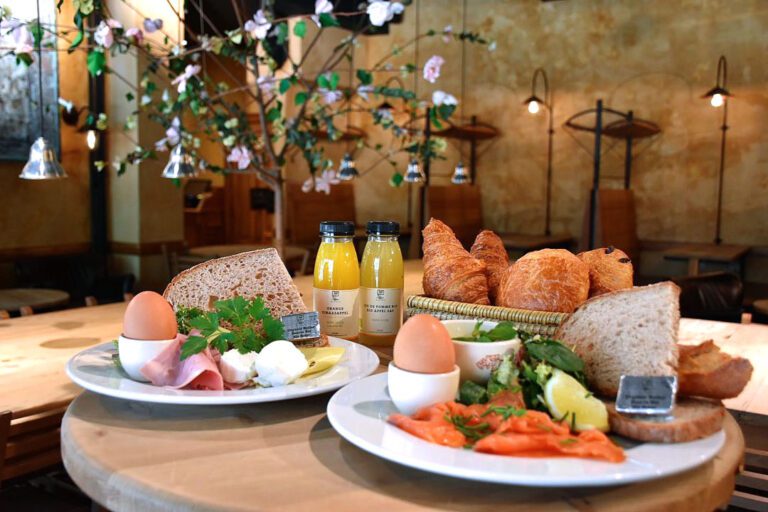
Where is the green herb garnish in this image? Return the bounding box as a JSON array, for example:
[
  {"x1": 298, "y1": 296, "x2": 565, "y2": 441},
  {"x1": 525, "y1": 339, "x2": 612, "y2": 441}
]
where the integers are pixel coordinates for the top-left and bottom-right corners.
[
  {"x1": 482, "y1": 405, "x2": 526, "y2": 420},
  {"x1": 178, "y1": 296, "x2": 285, "y2": 360},
  {"x1": 176, "y1": 306, "x2": 204, "y2": 335},
  {"x1": 444, "y1": 414, "x2": 493, "y2": 442},
  {"x1": 452, "y1": 321, "x2": 519, "y2": 343}
]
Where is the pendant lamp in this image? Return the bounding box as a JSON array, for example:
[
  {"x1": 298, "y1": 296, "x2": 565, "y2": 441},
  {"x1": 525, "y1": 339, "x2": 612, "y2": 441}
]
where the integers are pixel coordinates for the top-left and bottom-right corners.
[{"x1": 161, "y1": 144, "x2": 197, "y2": 178}]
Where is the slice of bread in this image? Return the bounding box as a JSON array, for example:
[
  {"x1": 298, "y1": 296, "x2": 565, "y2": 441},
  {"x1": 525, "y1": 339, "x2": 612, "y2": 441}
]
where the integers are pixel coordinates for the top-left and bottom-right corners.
[
  {"x1": 163, "y1": 248, "x2": 306, "y2": 319},
  {"x1": 606, "y1": 398, "x2": 725, "y2": 443},
  {"x1": 678, "y1": 340, "x2": 753, "y2": 399},
  {"x1": 555, "y1": 282, "x2": 680, "y2": 397}
]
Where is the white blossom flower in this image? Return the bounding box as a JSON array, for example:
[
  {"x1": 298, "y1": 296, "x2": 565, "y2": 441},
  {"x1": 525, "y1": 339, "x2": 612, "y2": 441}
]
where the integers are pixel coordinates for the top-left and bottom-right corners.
[
  {"x1": 143, "y1": 18, "x2": 163, "y2": 33},
  {"x1": 488, "y1": 40, "x2": 497, "y2": 52},
  {"x1": 140, "y1": 94, "x2": 152, "y2": 106},
  {"x1": 1, "y1": 20, "x2": 34, "y2": 54},
  {"x1": 227, "y1": 145, "x2": 252, "y2": 170},
  {"x1": 244, "y1": 9, "x2": 271, "y2": 40},
  {"x1": 423, "y1": 55, "x2": 444, "y2": 83},
  {"x1": 432, "y1": 90, "x2": 458, "y2": 106},
  {"x1": 125, "y1": 27, "x2": 143, "y2": 43},
  {"x1": 356, "y1": 85, "x2": 375, "y2": 101},
  {"x1": 367, "y1": 1, "x2": 404, "y2": 27},
  {"x1": 442, "y1": 24, "x2": 452, "y2": 43},
  {"x1": 171, "y1": 64, "x2": 201, "y2": 93},
  {"x1": 257, "y1": 75, "x2": 275, "y2": 97},
  {"x1": 94, "y1": 19, "x2": 122, "y2": 49},
  {"x1": 302, "y1": 170, "x2": 339, "y2": 195},
  {"x1": 154, "y1": 117, "x2": 181, "y2": 151},
  {"x1": 318, "y1": 88, "x2": 343, "y2": 105},
  {"x1": 311, "y1": 0, "x2": 333, "y2": 26}
]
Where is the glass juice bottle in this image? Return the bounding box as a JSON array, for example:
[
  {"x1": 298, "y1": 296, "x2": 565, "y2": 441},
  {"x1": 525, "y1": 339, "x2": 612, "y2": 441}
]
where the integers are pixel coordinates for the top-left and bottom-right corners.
[
  {"x1": 313, "y1": 221, "x2": 359, "y2": 340},
  {"x1": 359, "y1": 221, "x2": 404, "y2": 346}
]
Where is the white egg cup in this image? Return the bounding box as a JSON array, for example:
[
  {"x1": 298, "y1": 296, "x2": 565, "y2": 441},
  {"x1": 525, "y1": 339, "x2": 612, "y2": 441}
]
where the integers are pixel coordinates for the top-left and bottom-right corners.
[
  {"x1": 118, "y1": 335, "x2": 176, "y2": 382},
  {"x1": 441, "y1": 320, "x2": 521, "y2": 384},
  {"x1": 387, "y1": 362, "x2": 460, "y2": 415}
]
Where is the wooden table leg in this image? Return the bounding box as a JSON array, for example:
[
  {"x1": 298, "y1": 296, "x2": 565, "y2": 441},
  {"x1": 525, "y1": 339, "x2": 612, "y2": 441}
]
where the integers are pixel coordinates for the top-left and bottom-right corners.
[{"x1": 688, "y1": 258, "x2": 701, "y2": 276}]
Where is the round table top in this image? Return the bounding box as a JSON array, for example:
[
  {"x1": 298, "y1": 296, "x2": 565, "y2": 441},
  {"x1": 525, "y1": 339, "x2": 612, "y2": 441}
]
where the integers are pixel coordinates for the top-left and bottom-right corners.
[
  {"x1": 0, "y1": 288, "x2": 70, "y2": 312},
  {"x1": 189, "y1": 244, "x2": 308, "y2": 260},
  {"x1": 62, "y1": 390, "x2": 744, "y2": 512}
]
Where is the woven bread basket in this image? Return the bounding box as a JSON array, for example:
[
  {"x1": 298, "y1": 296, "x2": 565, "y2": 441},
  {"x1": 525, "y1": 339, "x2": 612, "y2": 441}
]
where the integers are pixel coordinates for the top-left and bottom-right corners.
[{"x1": 405, "y1": 295, "x2": 569, "y2": 336}]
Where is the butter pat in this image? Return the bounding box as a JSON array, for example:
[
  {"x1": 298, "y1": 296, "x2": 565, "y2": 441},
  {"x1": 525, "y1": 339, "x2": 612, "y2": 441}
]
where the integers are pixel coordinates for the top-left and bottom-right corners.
[
  {"x1": 219, "y1": 349, "x2": 259, "y2": 383},
  {"x1": 253, "y1": 340, "x2": 309, "y2": 387}
]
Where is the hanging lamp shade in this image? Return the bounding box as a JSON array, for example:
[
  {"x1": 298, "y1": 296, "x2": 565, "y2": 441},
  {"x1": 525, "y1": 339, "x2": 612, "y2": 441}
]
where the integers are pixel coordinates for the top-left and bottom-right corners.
[
  {"x1": 19, "y1": 137, "x2": 67, "y2": 180},
  {"x1": 451, "y1": 161, "x2": 470, "y2": 185},
  {"x1": 161, "y1": 144, "x2": 197, "y2": 178},
  {"x1": 403, "y1": 158, "x2": 425, "y2": 183},
  {"x1": 337, "y1": 153, "x2": 358, "y2": 181}
]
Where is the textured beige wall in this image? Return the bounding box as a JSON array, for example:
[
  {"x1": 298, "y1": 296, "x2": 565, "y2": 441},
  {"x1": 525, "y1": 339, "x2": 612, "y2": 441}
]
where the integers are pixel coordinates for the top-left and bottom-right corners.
[{"x1": 353, "y1": 0, "x2": 768, "y2": 246}]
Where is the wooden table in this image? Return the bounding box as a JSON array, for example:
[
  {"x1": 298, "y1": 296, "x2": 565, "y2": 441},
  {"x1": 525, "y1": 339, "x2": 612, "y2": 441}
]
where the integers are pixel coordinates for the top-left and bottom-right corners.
[
  {"x1": 0, "y1": 288, "x2": 70, "y2": 313},
  {"x1": 663, "y1": 243, "x2": 750, "y2": 277},
  {"x1": 190, "y1": 244, "x2": 309, "y2": 261},
  {"x1": 61, "y1": 391, "x2": 743, "y2": 512}
]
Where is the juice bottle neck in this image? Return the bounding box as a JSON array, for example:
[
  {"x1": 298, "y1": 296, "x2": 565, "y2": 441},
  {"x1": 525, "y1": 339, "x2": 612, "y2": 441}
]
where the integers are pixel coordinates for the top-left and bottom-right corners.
[
  {"x1": 366, "y1": 234, "x2": 399, "y2": 243},
  {"x1": 320, "y1": 235, "x2": 354, "y2": 244}
]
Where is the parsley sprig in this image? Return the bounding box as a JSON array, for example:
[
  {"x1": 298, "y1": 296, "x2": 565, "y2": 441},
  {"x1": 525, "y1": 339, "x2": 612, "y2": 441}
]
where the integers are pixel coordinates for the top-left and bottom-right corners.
[{"x1": 177, "y1": 296, "x2": 285, "y2": 360}]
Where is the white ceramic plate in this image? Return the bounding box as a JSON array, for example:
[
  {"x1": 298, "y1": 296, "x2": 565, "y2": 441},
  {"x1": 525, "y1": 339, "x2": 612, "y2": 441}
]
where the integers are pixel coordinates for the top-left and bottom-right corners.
[
  {"x1": 66, "y1": 338, "x2": 379, "y2": 405},
  {"x1": 327, "y1": 373, "x2": 725, "y2": 487}
]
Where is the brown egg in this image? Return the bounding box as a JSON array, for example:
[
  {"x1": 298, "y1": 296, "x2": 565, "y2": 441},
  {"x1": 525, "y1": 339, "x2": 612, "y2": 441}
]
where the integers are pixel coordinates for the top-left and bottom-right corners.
[
  {"x1": 123, "y1": 291, "x2": 178, "y2": 340},
  {"x1": 393, "y1": 314, "x2": 455, "y2": 374}
]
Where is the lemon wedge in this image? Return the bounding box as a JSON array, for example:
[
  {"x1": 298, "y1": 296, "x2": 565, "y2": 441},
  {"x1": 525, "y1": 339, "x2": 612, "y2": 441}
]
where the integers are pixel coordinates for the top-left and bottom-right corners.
[
  {"x1": 544, "y1": 369, "x2": 609, "y2": 432},
  {"x1": 298, "y1": 347, "x2": 345, "y2": 378}
]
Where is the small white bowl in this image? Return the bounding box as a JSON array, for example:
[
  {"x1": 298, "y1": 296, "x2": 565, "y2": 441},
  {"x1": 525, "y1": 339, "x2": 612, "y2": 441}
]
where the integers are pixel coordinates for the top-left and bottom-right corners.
[
  {"x1": 442, "y1": 320, "x2": 521, "y2": 384},
  {"x1": 118, "y1": 335, "x2": 176, "y2": 382},
  {"x1": 387, "y1": 362, "x2": 460, "y2": 415}
]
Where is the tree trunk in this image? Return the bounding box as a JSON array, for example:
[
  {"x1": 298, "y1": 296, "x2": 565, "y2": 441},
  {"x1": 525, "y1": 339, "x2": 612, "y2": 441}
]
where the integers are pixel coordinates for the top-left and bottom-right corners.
[{"x1": 272, "y1": 175, "x2": 286, "y2": 258}]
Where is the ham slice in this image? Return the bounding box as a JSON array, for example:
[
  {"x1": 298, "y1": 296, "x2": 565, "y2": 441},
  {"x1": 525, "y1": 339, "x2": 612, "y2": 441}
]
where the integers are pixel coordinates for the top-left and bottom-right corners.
[{"x1": 140, "y1": 333, "x2": 224, "y2": 390}]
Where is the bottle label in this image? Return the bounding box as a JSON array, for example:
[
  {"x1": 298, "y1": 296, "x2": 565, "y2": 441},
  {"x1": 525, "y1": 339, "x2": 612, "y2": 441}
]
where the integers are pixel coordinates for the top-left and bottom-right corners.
[
  {"x1": 313, "y1": 288, "x2": 359, "y2": 338},
  {"x1": 360, "y1": 287, "x2": 403, "y2": 335}
]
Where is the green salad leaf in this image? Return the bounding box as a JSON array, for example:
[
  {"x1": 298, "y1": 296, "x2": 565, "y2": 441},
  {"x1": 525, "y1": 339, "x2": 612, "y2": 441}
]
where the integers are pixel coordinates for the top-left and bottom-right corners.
[{"x1": 452, "y1": 321, "x2": 519, "y2": 343}]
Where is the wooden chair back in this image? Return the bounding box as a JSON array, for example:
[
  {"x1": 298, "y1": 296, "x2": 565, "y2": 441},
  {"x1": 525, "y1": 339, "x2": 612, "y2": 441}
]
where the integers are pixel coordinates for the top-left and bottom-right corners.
[
  {"x1": 427, "y1": 185, "x2": 483, "y2": 248},
  {"x1": 0, "y1": 310, "x2": 9, "y2": 320},
  {"x1": 1, "y1": 400, "x2": 70, "y2": 483},
  {"x1": 19, "y1": 306, "x2": 33, "y2": 317},
  {"x1": 581, "y1": 189, "x2": 641, "y2": 262},
  {"x1": 286, "y1": 182, "x2": 356, "y2": 247}
]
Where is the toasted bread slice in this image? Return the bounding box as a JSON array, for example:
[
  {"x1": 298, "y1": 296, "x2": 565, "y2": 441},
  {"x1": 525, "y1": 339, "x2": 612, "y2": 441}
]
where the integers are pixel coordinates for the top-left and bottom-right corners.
[
  {"x1": 678, "y1": 340, "x2": 753, "y2": 399},
  {"x1": 555, "y1": 282, "x2": 680, "y2": 397},
  {"x1": 163, "y1": 248, "x2": 306, "y2": 319},
  {"x1": 606, "y1": 398, "x2": 725, "y2": 443}
]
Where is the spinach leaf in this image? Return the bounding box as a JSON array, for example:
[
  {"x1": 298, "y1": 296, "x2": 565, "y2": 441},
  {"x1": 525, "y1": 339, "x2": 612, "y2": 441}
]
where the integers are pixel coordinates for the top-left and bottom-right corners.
[
  {"x1": 486, "y1": 322, "x2": 518, "y2": 341},
  {"x1": 524, "y1": 339, "x2": 584, "y2": 373},
  {"x1": 458, "y1": 380, "x2": 488, "y2": 405}
]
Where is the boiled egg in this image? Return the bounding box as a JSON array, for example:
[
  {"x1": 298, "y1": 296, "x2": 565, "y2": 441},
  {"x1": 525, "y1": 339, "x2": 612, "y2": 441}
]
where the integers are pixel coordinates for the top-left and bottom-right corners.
[
  {"x1": 123, "y1": 291, "x2": 178, "y2": 341},
  {"x1": 253, "y1": 340, "x2": 309, "y2": 387},
  {"x1": 393, "y1": 314, "x2": 455, "y2": 374}
]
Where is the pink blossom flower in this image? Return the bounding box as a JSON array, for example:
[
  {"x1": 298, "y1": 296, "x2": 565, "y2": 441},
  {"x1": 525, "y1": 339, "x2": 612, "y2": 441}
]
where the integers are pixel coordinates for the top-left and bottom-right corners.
[
  {"x1": 171, "y1": 64, "x2": 201, "y2": 93},
  {"x1": 302, "y1": 169, "x2": 339, "y2": 195},
  {"x1": 442, "y1": 25, "x2": 453, "y2": 43},
  {"x1": 125, "y1": 27, "x2": 143, "y2": 44},
  {"x1": 367, "y1": 1, "x2": 404, "y2": 27},
  {"x1": 227, "y1": 145, "x2": 252, "y2": 170},
  {"x1": 356, "y1": 85, "x2": 375, "y2": 101},
  {"x1": 1, "y1": 20, "x2": 34, "y2": 55},
  {"x1": 257, "y1": 76, "x2": 275, "y2": 97},
  {"x1": 94, "y1": 19, "x2": 122, "y2": 49},
  {"x1": 432, "y1": 90, "x2": 457, "y2": 106},
  {"x1": 423, "y1": 55, "x2": 444, "y2": 84},
  {"x1": 244, "y1": 10, "x2": 271, "y2": 40},
  {"x1": 319, "y1": 88, "x2": 343, "y2": 105},
  {"x1": 143, "y1": 18, "x2": 163, "y2": 33},
  {"x1": 154, "y1": 117, "x2": 181, "y2": 152},
  {"x1": 312, "y1": 0, "x2": 334, "y2": 26}
]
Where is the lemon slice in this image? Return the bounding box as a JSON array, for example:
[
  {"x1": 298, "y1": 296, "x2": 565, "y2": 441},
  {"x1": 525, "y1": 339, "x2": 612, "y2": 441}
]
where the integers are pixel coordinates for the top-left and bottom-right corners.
[{"x1": 544, "y1": 369, "x2": 609, "y2": 432}]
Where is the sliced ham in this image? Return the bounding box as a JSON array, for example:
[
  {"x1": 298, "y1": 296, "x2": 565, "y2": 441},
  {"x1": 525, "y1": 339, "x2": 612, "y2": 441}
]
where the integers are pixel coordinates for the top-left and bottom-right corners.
[{"x1": 140, "y1": 334, "x2": 224, "y2": 390}]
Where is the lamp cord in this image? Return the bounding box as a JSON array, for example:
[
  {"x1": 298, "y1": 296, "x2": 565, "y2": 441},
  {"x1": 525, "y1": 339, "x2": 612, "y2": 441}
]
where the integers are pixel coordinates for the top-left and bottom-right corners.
[{"x1": 36, "y1": 0, "x2": 44, "y2": 135}]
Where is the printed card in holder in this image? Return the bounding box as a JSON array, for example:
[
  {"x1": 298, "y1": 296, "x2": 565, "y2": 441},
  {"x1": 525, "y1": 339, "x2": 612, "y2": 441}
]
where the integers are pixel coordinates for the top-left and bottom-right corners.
[
  {"x1": 616, "y1": 375, "x2": 677, "y2": 415},
  {"x1": 281, "y1": 312, "x2": 321, "y2": 342}
]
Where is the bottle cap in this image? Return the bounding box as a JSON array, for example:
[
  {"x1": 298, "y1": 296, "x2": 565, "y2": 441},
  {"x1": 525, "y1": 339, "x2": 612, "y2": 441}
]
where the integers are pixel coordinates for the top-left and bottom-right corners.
[
  {"x1": 366, "y1": 220, "x2": 400, "y2": 235},
  {"x1": 319, "y1": 221, "x2": 355, "y2": 236}
]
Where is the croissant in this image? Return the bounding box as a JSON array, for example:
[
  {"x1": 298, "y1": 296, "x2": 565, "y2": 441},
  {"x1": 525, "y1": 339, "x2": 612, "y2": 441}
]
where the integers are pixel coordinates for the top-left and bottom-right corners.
[
  {"x1": 470, "y1": 230, "x2": 509, "y2": 304},
  {"x1": 422, "y1": 218, "x2": 490, "y2": 305}
]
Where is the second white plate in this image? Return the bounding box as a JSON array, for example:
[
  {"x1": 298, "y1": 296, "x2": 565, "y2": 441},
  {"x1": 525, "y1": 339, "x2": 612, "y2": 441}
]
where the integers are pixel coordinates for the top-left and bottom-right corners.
[
  {"x1": 327, "y1": 372, "x2": 725, "y2": 487},
  {"x1": 67, "y1": 337, "x2": 379, "y2": 405}
]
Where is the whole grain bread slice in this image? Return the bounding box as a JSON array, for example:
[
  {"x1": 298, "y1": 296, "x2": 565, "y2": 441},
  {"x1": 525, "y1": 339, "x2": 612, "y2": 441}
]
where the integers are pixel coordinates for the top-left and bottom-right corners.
[
  {"x1": 163, "y1": 248, "x2": 306, "y2": 319},
  {"x1": 678, "y1": 340, "x2": 753, "y2": 399},
  {"x1": 555, "y1": 282, "x2": 680, "y2": 397},
  {"x1": 606, "y1": 398, "x2": 725, "y2": 443}
]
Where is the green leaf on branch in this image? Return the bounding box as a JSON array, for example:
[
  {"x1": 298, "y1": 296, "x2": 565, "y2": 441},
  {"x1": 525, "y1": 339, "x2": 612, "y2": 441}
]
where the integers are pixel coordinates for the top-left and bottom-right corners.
[
  {"x1": 295, "y1": 92, "x2": 308, "y2": 105},
  {"x1": 437, "y1": 104, "x2": 456, "y2": 120},
  {"x1": 356, "y1": 69, "x2": 373, "y2": 85},
  {"x1": 276, "y1": 22, "x2": 288, "y2": 45},
  {"x1": 279, "y1": 78, "x2": 291, "y2": 94},
  {"x1": 318, "y1": 13, "x2": 339, "y2": 27},
  {"x1": 87, "y1": 50, "x2": 106, "y2": 76},
  {"x1": 15, "y1": 53, "x2": 33, "y2": 67},
  {"x1": 329, "y1": 71, "x2": 340, "y2": 90},
  {"x1": 266, "y1": 107, "x2": 281, "y2": 122},
  {"x1": 293, "y1": 20, "x2": 307, "y2": 38},
  {"x1": 317, "y1": 74, "x2": 330, "y2": 89}
]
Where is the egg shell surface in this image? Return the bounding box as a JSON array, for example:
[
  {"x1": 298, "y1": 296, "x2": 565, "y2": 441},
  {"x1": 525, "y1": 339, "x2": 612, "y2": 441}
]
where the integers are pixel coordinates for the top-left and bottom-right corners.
[
  {"x1": 393, "y1": 314, "x2": 455, "y2": 374},
  {"x1": 123, "y1": 291, "x2": 178, "y2": 340}
]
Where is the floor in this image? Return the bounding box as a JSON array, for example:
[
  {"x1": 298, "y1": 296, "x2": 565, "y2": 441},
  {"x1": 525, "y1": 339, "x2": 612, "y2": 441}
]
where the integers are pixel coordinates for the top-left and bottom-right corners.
[{"x1": 2, "y1": 412, "x2": 766, "y2": 512}]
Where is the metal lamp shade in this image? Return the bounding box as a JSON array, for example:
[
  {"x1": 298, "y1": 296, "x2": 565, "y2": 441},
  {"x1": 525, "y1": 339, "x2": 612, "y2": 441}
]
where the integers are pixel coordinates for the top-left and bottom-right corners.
[
  {"x1": 451, "y1": 161, "x2": 470, "y2": 185},
  {"x1": 403, "y1": 158, "x2": 425, "y2": 183},
  {"x1": 19, "y1": 137, "x2": 67, "y2": 180},
  {"x1": 161, "y1": 144, "x2": 197, "y2": 179},
  {"x1": 337, "y1": 153, "x2": 358, "y2": 181}
]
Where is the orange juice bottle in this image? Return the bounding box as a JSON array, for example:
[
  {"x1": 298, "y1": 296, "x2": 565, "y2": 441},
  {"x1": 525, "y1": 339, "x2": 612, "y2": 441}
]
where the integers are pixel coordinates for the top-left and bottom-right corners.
[
  {"x1": 359, "y1": 221, "x2": 403, "y2": 346},
  {"x1": 313, "y1": 221, "x2": 359, "y2": 339}
]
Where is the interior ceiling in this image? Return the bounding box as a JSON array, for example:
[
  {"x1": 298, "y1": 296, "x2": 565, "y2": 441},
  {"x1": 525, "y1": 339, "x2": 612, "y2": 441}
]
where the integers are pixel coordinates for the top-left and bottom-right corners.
[{"x1": 185, "y1": 0, "x2": 401, "y2": 36}]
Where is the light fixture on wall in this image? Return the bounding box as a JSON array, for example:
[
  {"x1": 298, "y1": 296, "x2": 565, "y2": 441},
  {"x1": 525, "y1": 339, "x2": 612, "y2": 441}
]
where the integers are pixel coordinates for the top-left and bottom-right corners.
[
  {"x1": 523, "y1": 68, "x2": 554, "y2": 235},
  {"x1": 451, "y1": 161, "x2": 470, "y2": 184},
  {"x1": 161, "y1": 144, "x2": 197, "y2": 179},
  {"x1": 403, "y1": 158, "x2": 425, "y2": 183},
  {"x1": 20, "y1": 0, "x2": 68, "y2": 180},
  {"x1": 702, "y1": 55, "x2": 731, "y2": 245},
  {"x1": 337, "y1": 153, "x2": 358, "y2": 181}
]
